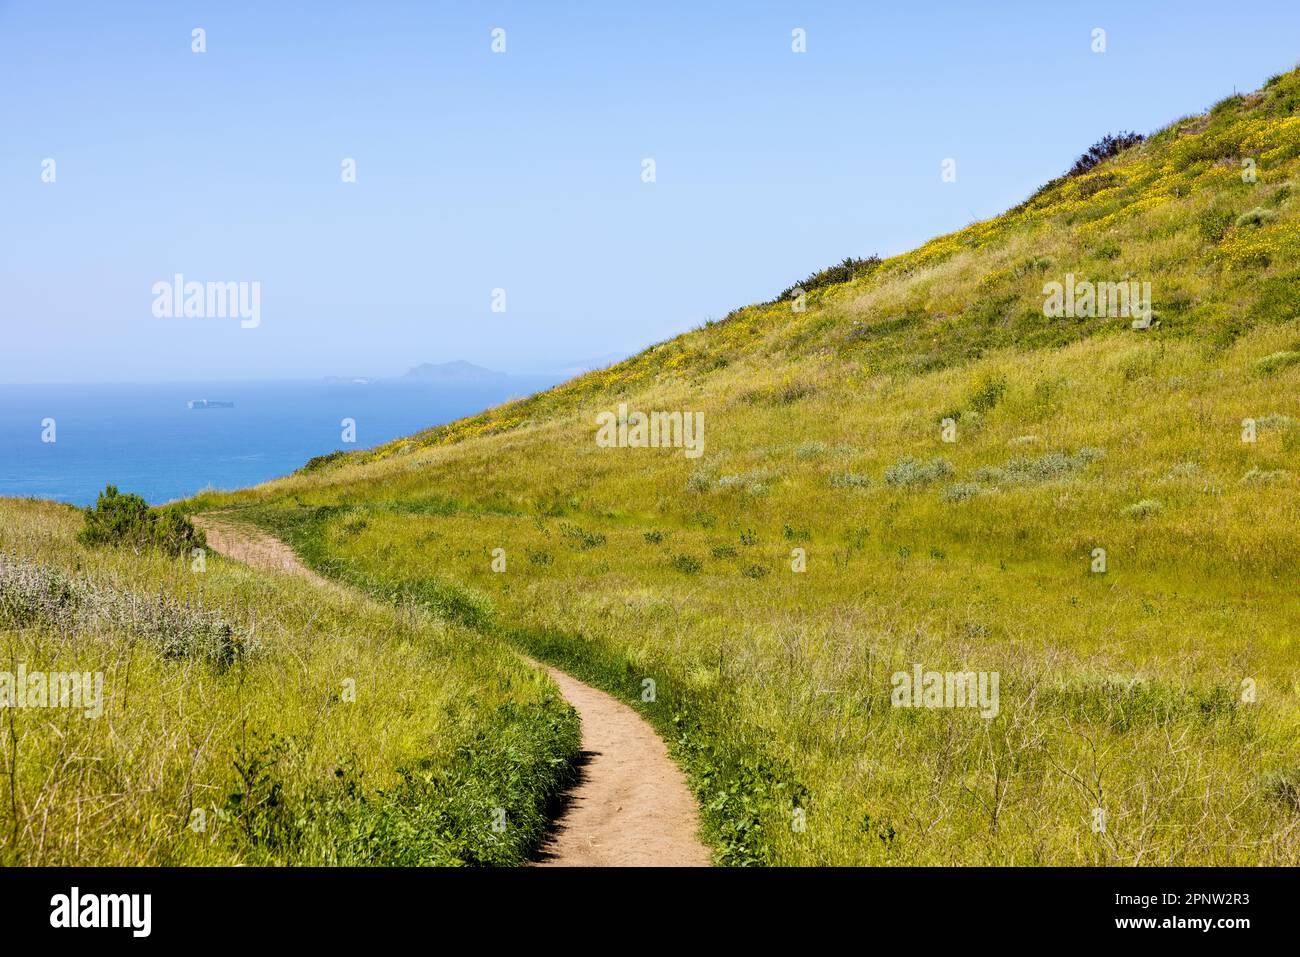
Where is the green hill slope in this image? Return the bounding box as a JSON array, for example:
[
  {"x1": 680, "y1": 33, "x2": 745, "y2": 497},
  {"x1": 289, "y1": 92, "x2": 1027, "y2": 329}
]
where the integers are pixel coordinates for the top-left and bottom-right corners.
[{"x1": 200, "y1": 69, "x2": 1300, "y2": 866}]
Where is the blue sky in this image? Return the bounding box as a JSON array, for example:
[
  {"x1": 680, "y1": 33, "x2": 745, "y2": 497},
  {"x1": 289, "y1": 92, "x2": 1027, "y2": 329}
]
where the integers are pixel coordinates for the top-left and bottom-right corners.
[{"x1": 3, "y1": 0, "x2": 1297, "y2": 383}]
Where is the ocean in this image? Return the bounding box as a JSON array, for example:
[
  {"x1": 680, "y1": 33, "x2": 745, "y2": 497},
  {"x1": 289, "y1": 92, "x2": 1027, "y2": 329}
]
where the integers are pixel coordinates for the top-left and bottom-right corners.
[{"x1": 0, "y1": 378, "x2": 560, "y2": 507}]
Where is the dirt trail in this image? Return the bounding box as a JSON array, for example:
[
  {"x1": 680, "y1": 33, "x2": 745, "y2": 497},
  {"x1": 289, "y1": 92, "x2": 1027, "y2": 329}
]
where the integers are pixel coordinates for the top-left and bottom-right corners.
[
  {"x1": 193, "y1": 514, "x2": 710, "y2": 868},
  {"x1": 195, "y1": 516, "x2": 337, "y2": 589}
]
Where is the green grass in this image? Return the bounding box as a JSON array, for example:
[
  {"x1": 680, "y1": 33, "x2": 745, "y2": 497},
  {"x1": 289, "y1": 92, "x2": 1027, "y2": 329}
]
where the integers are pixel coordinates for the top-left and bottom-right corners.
[
  {"x1": 11, "y1": 68, "x2": 1300, "y2": 867},
  {"x1": 0, "y1": 499, "x2": 578, "y2": 865},
  {"x1": 193, "y1": 331, "x2": 1300, "y2": 864},
  {"x1": 191, "y1": 70, "x2": 1300, "y2": 866}
]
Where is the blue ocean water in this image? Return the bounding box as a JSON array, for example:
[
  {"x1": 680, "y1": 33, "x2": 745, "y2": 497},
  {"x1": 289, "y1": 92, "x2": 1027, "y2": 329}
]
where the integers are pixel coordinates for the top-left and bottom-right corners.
[{"x1": 0, "y1": 378, "x2": 559, "y2": 506}]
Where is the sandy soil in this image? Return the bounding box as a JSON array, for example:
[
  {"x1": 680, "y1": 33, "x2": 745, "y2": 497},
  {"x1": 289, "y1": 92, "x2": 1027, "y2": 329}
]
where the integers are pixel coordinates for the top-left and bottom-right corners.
[{"x1": 192, "y1": 514, "x2": 710, "y2": 867}]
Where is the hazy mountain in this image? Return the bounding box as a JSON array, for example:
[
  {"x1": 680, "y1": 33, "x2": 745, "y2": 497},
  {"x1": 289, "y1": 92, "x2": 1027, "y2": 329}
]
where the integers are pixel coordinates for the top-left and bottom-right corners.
[
  {"x1": 323, "y1": 361, "x2": 509, "y2": 384},
  {"x1": 401, "y1": 360, "x2": 508, "y2": 382}
]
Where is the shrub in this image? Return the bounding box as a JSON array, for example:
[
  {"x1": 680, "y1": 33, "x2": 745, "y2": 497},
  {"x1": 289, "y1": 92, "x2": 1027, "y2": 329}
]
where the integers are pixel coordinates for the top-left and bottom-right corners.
[
  {"x1": 718, "y1": 471, "x2": 771, "y2": 494},
  {"x1": 1264, "y1": 767, "x2": 1300, "y2": 811},
  {"x1": 686, "y1": 472, "x2": 713, "y2": 493},
  {"x1": 794, "y1": 440, "x2": 828, "y2": 459},
  {"x1": 0, "y1": 554, "x2": 246, "y2": 666},
  {"x1": 670, "y1": 554, "x2": 702, "y2": 575},
  {"x1": 77, "y1": 485, "x2": 151, "y2": 550},
  {"x1": 298, "y1": 450, "x2": 348, "y2": 474},
  {"x1": 973, "y1": 448, "x2": 1105, "y2": 486},
  {"x1": 1256, "y1": 413, "x2": 1296, "y2": 431},
  {"x1": 1197, "y1": 207, "x2": 1235, "y2": 242},
  {"x1": 1066, "y1": 132, "x2": 1145, "y2": 177},
  {"x1": 1162, "y1": 461, "x2": 1201, "y2": 482},
  {"x1": 884, "y1": 457, "x2": 954, "y2": 487},
  {"x1": 941, "y1": 482, "x2": 982, "y2": 503},
  {"x1": 1122, "y1": 499, "x2": 1163, "y2": 519},
  {"x1": 1255, "y1": 351, "x2": 1300, "y2": 375},
  {"x1": 1267, "y1": 181, "x2": 1293, "y2": 208},
  {"x1": 1241, "y1": 467, "x2": 1290, "y2": 484},
  {"x1": 77, "y1": 485, "x2": 205, "y2": 556},
  {"x1": 966, "y1": 371, "x2": 1008, "y2": 413},
  {"x1": 557, "y1": 522, "x2": 606, "y2": 549},
  {"x1": 1235, "y1": 207, "x2": 1278, "y2": 228},
  {"x1": 829, "y1": 472, "x2": 873, "y2": 489},
  {"x1": 643, "y1": 530, "x2": 664, "y2": 544},
  {"x1": 710, "y1": 544, "x2": 738, "y2": 559},
  {"x1": 1031, "y1": 378, "x2": 1062, "y2": 414},
  {"x1": 777, "y1": 255, "x2": 882, "y2": 302}
]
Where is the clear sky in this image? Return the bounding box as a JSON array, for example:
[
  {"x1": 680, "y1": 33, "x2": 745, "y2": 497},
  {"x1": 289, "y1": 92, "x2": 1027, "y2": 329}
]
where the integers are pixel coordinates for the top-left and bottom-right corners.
[{"x1": 3, "y1": 1, "x2": 1297, "y2": 383}]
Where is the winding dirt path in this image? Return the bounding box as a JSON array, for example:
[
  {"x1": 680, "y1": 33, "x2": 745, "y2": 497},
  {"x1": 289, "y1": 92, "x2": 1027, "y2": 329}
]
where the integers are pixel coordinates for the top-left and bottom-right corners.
[{"x1": 193, "y1": 514, "x2": 710, "y2": 868}]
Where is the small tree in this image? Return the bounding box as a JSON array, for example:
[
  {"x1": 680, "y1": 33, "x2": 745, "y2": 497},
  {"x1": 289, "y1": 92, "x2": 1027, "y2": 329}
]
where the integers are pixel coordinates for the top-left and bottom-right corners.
[{"x1": 77, "y1": 484, "x2": 205, "y2": 555}]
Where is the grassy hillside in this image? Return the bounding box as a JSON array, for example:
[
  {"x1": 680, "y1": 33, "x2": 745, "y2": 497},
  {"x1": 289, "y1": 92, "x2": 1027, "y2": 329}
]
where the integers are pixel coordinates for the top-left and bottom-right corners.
[
  {"x1": 192, "y1": 68, "x2": 1300, "y2": 866},
  {"x1": 7, "y1": 68, "x2": 1294, "y2": 868},
  {"x1": 0, "y1": 498, "x2": 578, "y2": 865},
  {"x1": 298, "y1": 69, "x2": 1300, "y2": 467}
]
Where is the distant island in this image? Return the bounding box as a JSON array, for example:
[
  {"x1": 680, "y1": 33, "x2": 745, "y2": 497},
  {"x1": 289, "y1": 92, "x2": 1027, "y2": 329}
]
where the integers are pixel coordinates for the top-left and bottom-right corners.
[
  {"x1": 187, "y1": 399, "x2": 234, "y2": 409},
  {"x1": 324, "y1": 360, "x2": 508, "y2": 384},
  {"x1": 402, "y1": 360, "x2": 508, "y2": 382}
]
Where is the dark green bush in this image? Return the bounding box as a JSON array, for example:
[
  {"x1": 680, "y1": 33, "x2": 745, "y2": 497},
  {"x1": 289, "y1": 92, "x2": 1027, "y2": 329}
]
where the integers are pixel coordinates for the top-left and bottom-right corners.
[
  {"x1": 1066, "y1": 131, "x2": 1145, "y2": 177},
  {"x1": 558, "y1": 522, "x2": 606, "y2": 549},
  {"x1": 670, "y1": 554, "x2": 703, "y2": 575},
  {"x1": 1015, "y1": 131, "x2": 1146, "y2": 212},
  {"x1": 777, "y1": 255, "x2": 882, "y2": 303},
  {"x1": 77, "y1": 485, "x2": 205, "y2": 556},
  {"x1": 298, "y1": 449, "x2": 348, "y2": 474}
]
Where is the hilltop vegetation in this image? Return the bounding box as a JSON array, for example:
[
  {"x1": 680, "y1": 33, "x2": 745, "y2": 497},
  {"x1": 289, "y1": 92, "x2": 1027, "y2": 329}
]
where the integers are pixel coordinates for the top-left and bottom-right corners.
[
  {"x1": 276, "y1": 68, "x2": 1300, "y2": 465},
  {"x1": 192, "y1": 69, "x2": 1300, "y2": 866}
]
